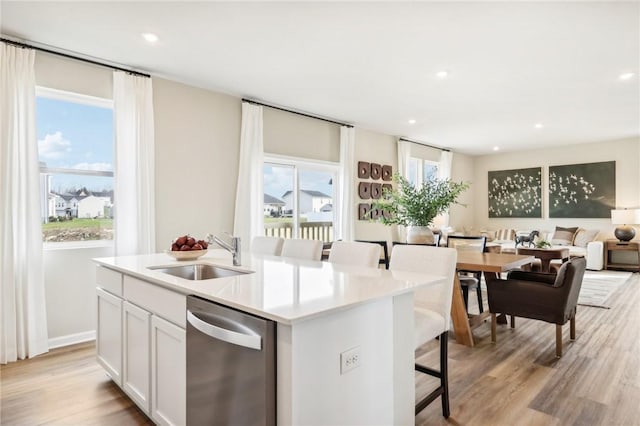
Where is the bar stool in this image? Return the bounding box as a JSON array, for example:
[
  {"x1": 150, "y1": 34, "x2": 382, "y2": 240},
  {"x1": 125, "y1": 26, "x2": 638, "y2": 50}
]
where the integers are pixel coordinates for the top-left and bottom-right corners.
[
  {"x1": 280, "y1": 238, "x2": 323, "y2": 261},
  {"x1": 389, "y1": 245, "x2": 457, "y2": 417},
  {"x1": 355, "y1": 240, "x2": 390, "y2": 268},
  {"x1": 251, "y1": 236, "x2": 284, "y2": 256},
  {"x1": 328, "y1": 241, "x2": 381, "y2": 268}
]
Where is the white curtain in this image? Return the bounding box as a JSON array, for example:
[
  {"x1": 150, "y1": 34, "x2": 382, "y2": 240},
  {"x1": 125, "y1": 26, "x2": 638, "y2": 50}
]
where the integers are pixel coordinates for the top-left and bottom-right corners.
[
  {"x1": 0, "y1": 43, "x2": 49, "y2": 363},
  {"x1": 437, "y1": 150, "x2": 454, "y2": 227},
  {"x1": 113, "y1": 71, "x2": 155, "y2": 256},
  {"x1": 397, "y1": 139, "x2": 411, "y2": 179},
  {"x1": 233, "y1": 102, "x2": 264, "y2": 246},
  {"x1": 336, "y1": 126, "x2": 355, "y2": 241},
  {"x1": 438, "y1": 150, "x2": 453, "y2": 180}
]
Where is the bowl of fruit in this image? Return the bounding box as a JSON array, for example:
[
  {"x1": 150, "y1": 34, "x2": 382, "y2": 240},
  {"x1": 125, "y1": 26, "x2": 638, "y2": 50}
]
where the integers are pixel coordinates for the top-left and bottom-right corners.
[{"x1": 166, "y1": 235, "x2": 209, "y2": 261}]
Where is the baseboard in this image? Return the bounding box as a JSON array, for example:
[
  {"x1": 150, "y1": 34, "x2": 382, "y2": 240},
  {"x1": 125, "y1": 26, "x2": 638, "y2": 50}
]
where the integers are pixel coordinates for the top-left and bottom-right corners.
[{"x1": 48, "y1": 330, "x2": 96, "y2": 349}]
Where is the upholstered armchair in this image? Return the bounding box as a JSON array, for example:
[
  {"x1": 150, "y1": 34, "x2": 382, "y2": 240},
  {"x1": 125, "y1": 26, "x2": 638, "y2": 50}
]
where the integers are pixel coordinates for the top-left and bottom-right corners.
[{"x1": 487, "y1": 257, "x2": 586, "y2": 357}]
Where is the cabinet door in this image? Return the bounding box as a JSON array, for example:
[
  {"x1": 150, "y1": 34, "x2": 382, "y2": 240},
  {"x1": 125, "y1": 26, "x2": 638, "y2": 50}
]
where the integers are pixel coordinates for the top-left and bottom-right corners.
[
  {"x1": 123, "y1": 301, "x2": 151, "y2": 413},
  {"x1": 151, "y1": 316, "x2": 186, "y2": 426},
  {"x1": 96, "y1": 288, "x2": 123, "y2": 386}
]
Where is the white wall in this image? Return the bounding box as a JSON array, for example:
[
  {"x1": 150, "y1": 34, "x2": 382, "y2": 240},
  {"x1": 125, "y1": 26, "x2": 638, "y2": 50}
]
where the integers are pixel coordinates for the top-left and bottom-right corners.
[
  {"x1": 263, "y1": 107, "x2": 340, "y2": 162},
  {"x1": 472, "y1": 137, "x2": 640, "y2": 238},
  {"x1": 35, "y1": 53, "x2": 112, "y2": 98},
  {"x1": 450, "y1": 151, "x2": 476, "y2": 230},
  {"x1": 153, "y1": 77, "x2": 241, "y2": 250},
  {"x1": 43, "y1": 246, "x2": 113, "y2": 347},
  {"x1": 353, "y1": 128, "x2": 398, "y2": 244}
]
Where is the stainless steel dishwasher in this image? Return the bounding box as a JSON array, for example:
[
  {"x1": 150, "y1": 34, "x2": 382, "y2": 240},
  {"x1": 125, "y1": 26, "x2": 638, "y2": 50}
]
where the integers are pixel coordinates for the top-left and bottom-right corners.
[{"x1": 186, "y1": 296, "x2": 276, "y2": 426}]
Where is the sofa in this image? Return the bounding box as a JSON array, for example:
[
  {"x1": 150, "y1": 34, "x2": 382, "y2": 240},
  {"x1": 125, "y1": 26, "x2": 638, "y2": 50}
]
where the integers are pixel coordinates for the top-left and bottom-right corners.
[{"x1": 490, "y1": 227, "x2": 604, "y2": 271}]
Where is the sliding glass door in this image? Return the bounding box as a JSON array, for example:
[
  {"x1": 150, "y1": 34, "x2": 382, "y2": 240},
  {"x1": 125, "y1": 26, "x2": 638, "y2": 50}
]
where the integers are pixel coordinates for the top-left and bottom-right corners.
[{"x1": 263, "y1": 157, "x2": 337, "y2": 242}]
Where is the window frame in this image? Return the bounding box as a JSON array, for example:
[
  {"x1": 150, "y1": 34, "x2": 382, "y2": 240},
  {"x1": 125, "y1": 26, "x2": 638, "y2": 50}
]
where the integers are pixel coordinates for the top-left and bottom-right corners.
[
  {"x1": 36, "y1": 86, "x2": 115, "y2": 249},
  {"x1": 408, "y1": 156, "x2": 439, "y2": 186},
  {"x1": 263, "y1": 154, "x2": 339, "y2": 239}
]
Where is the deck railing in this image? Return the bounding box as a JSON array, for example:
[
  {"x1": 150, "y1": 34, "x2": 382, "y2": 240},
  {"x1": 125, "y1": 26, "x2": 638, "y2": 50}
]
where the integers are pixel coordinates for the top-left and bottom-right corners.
[{"x1": 264, "y1": 221, "x2": 333, "y2": 242}]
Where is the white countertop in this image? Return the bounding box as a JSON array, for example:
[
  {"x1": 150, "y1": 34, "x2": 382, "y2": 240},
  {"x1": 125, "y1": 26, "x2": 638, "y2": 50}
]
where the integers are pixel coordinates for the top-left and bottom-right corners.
[{"x1": 94, "y1": 249, "x2": 446, "y2": 325}]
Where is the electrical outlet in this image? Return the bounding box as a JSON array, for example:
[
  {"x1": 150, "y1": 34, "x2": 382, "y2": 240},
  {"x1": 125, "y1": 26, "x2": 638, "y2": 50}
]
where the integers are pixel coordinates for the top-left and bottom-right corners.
[{"x1": 340, "y1": 346, "x2": 361, "y2": 374}]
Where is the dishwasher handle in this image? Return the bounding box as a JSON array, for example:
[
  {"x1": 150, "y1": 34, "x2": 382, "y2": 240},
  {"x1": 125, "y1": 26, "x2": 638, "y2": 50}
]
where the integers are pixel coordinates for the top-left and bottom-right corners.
[{"x1": 187, "y1": 310, "x2": 262, "y2": 350}]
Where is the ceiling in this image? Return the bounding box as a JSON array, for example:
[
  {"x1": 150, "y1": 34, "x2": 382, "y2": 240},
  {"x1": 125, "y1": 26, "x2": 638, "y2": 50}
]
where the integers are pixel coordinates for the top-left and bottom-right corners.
[{"x1": 2, "y1": 1, "x2": 639, "y2": 155}]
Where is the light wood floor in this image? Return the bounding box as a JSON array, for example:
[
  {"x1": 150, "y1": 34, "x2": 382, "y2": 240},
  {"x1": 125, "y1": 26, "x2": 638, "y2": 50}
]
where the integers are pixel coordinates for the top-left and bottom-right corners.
[
  {"x1": 2, "y1": 273, "x2": 639, "y2": 425},
  {"x1": 0, "y1": 342, "x2": 152, "y2": 425}
]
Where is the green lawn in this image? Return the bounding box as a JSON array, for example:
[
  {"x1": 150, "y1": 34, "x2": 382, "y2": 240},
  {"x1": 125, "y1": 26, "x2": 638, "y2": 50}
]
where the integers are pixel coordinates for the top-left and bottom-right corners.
[{"x1": 42, "y1": 218, "x2": 113, "y2": 230}]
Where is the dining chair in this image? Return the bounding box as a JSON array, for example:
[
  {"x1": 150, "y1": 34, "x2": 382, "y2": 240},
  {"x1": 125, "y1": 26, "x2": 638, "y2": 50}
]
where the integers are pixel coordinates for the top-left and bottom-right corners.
[
  {"x1": 250, "y1": 236, "x2": 284, "y2": 256},
  {"x1": 446, "y1": 235, "x2": 487, "y2": 314},
  {"x1": 328, "y1": 241, "x2": 381, "y2": 268},
  {"x1": 487, "y1": 257, "x2": 586, "y2": 357},
  {"x1": 280, "y1": 238, "x2": 323, "y2": 261},
  {"x1": 393, "y1": 234, "x2": 441, "y2": 248},
  {"x1": 389, "y1": 245, "x2": 457, "y2": 417},
  {"x1": 355, "y1": 240, "x2": 389, "y2": 268}
]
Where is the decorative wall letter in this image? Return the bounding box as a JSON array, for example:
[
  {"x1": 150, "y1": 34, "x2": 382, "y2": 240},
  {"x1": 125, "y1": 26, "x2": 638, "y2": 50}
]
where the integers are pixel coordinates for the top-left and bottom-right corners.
[
  {"x1": 371, "y1": 183, "x2": 382, "y2": 199},
  {"x1": 357, "y1": 161, "x2": 370, "y2": 179},
  {"x1": 356, "y1": 160, "x2": 394, "y2": 220},
  {"x1": 358, "y1": 182, "x2": 371, "y2": 199},
  {"x1": 370, "y1": 163, "x2": 382, "y2": 180},
  {"x1": 358, "y1": 203, "x2": 370, "y2": 220},
  {"x1": 382, "y1": 165, "x2": 393, "y2": 181}
]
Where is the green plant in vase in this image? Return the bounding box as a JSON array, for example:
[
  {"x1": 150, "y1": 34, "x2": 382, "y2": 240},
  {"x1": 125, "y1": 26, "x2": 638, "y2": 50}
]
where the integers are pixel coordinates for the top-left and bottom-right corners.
[
  {"x1": 370, "y1": 173, "x2": 469, "y2": 244},
  {"x1": 535, "y1": 240, "x2": 552, "y2": 249}
]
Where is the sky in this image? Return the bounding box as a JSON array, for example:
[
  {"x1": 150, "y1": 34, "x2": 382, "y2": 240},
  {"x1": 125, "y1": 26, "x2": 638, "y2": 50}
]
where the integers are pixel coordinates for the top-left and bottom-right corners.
[
  {"x1": 36, "y1": 96, "x2": 114, "y2": 193},
  {"x1": 263, "y1": 164, "x2": 334, "y2": 201}
]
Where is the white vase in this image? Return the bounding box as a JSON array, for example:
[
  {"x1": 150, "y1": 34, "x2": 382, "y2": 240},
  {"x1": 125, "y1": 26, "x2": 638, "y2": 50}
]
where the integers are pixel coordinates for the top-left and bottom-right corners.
[{"x1": 406, "y1": 226, "x2": 435, "y2": 244}]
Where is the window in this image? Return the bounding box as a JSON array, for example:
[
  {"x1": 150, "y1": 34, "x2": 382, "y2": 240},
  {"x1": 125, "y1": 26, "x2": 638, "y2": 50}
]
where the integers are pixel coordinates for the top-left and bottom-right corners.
[
  {"x1": 263, "y1": 156, "x2": 338, "y2": 242},
  {"x1": 407, "y1": 157, "x2": 439, "y2": 186},
  {"x1": 36, "y1": 87, "x2": 114, "y2": 243}
]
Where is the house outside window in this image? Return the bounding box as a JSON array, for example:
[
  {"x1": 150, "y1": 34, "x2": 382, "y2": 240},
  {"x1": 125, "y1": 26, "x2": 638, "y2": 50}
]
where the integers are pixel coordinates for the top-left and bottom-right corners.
[
  {"x1": 263, "y1": 156, "x2": 338, "y2": 242},
  {"x1": 36, "y1": 87, "x2": 114, "y2": 244}
]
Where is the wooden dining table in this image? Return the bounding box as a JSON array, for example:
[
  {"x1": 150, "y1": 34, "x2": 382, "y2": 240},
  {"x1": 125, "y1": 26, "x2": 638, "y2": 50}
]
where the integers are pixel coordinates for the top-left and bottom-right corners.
[{"x1": 450, "y1": 252, "x2": 535, "y2": 347}]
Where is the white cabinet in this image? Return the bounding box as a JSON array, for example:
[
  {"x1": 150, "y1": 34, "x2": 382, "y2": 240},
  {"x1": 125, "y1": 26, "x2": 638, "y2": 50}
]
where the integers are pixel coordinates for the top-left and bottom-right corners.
[
  {"x1": 151, "y1": 315, "x2": 186, "y2": 426},
  {"x1": 123, "y1": 301, "x2": 151, "y2": 413},
  {"x1": 96, "y1": 287, "x2": 123, "y2": 386},
  {"x1": 96, "y1": 266, "x2": 186, "y2": 425}
]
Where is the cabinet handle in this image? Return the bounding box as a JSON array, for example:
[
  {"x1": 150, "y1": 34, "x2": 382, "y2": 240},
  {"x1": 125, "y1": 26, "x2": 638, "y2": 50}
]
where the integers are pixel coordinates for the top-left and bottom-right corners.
[{"x1": 186, "y1": 310, "x2": 262, "y2": 350}]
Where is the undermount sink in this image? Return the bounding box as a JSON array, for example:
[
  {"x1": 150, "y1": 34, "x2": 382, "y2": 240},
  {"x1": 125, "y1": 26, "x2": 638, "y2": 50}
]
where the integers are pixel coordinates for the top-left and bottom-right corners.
[{"x1": 149, "y1": 263, "x2": 252, "y2": 280}]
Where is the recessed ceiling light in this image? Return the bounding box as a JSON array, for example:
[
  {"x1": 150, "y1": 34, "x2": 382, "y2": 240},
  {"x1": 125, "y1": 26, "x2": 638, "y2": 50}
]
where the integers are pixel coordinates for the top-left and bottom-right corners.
[
  {"x1": 534, "y1": 123, "x2": 544, "y2": 129},
  {"x1": 619, "y1": 72, "x2": 635, "y2": 80},
  {"x1": 142, "y1": 33, "x2": 159, "y2": 43},
  {"x1": 493, "y1": 146, "x2": 500, "y2": 151},
  {"x1": 436, "y1": 70, "x2": 449, "y2": 79},
  {"x1": 408, "y1": 119, "x2": 416, "y2": 124}
]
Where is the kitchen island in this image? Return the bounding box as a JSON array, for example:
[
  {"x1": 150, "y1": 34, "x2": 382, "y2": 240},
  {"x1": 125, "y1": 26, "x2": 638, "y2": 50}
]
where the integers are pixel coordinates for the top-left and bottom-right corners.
[{"x1": 93, "y1": 250, "x2": 446, "y2": 426}]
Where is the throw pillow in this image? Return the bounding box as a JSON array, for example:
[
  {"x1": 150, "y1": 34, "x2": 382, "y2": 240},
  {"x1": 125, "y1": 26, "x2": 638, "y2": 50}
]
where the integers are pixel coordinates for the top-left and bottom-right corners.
[
  {"x1": 495, "y1": 228, "x2": 516, "y2": 241},
  {"x1": 550, "y1": 226, "x2": 578, "y2": 246},
  {"x1": 573, "y1": 229, "x2": 599, "y2": 248}
]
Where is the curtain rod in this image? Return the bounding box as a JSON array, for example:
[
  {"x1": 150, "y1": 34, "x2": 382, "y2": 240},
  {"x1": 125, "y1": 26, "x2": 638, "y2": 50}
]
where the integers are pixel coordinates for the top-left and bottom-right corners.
[
  {"x1": 399, "y1": 137, "x2": 450, "y2": 152},
  {"x1": 0, "y1": 37, "x2": 151, "y2": 78},
  {"x1": 242, "y1": 98, "x2": 353, "y2": 128}
]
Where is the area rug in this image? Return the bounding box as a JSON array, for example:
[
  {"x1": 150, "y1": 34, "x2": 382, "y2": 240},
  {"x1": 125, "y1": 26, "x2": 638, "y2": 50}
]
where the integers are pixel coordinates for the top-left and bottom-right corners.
[{"x1": 578, "y1": 270, "x2": 633, "y2": 308}]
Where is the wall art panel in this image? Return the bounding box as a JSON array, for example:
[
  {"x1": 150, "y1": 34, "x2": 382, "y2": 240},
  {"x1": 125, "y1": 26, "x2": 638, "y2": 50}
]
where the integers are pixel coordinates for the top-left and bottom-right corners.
[
  {"x1": 548, "y1": 161, "x2": 615, "y2": 218},
  {"x1": 488, "y1": 167, "x2": 542, "y2": 218}
]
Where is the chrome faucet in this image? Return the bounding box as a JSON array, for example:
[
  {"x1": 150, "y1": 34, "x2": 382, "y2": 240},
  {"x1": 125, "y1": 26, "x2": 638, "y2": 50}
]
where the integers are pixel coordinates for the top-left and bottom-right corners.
[{"x1": 207, "y1": 233, "x2": 241, "y2": 266}]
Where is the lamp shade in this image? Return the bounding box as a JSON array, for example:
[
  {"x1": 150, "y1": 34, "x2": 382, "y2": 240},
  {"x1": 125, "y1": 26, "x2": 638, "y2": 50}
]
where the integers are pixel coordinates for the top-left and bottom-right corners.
[{"x1": 611, "y1": 209, "x2": 640, "y2": 225}]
